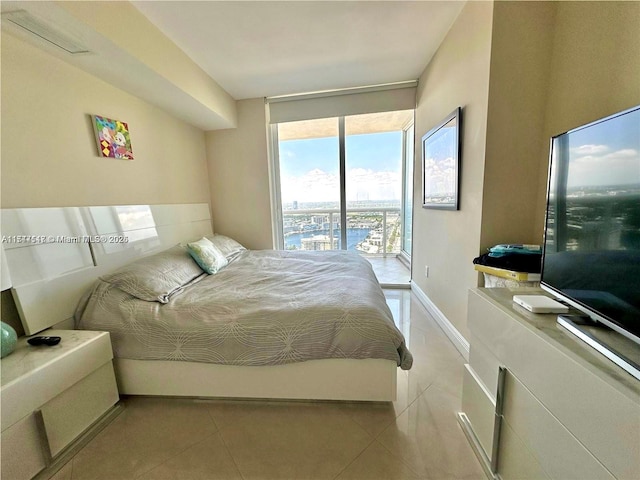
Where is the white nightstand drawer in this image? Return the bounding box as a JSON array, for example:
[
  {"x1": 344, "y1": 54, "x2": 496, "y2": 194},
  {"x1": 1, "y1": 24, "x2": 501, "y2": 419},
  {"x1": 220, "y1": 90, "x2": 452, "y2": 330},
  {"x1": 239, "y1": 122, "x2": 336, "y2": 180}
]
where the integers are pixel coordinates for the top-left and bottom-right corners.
[
  {"x1": 41, "y1": 361, "x2": 119, "y2": 456},
  {"x1": 0, "y1": 413, "x2": 47, "y2": 480}
]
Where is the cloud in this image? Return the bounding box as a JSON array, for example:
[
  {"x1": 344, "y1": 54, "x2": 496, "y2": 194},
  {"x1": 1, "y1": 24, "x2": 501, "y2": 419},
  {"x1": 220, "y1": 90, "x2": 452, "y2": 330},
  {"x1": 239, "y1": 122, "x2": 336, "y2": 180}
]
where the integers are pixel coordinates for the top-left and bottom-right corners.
[
  {"x1": 568, "y1": 148, "x2": 640, "y2": 187},
  {"x1": 281, "y1": 168, "x2": 401, "y2": 203},
  {"x1": 604, "y1": 149, "x2": 637, "y2": 159},
  {"x1": 570, "y1": 144, "x2": 609, "y2": 156},
  {"x1": 424, "y1": 156, "x2": 456, "y2": 194},
  {"x1": 574, "y1": 148, "x2": 638, "y2": 163},
  {"x1": 426, "y1": 156, "x2": 455, "y2": 171}
]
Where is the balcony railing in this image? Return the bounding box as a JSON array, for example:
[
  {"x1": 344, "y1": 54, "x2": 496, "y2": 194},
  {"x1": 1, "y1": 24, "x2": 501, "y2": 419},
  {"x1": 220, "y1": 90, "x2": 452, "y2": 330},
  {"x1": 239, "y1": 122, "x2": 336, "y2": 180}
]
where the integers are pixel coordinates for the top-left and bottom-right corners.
[{"x1": 282, "y1": 207, "x2": 401, "y2": 256}]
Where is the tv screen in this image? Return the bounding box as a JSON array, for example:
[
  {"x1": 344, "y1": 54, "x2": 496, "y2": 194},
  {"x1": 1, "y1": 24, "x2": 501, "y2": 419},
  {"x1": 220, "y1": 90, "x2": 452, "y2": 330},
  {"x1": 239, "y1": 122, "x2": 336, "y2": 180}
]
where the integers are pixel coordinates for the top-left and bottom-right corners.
[{"x1": 541, "y1": 106, "x2": 640, "y2": 344}]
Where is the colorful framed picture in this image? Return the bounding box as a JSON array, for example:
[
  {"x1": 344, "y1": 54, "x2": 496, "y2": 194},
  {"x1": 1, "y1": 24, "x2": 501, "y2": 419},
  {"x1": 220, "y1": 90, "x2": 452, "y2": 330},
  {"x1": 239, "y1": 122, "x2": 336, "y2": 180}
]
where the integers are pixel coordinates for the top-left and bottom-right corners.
[
  {"x1": 422, "y1": 107, "x2": 461, "y2": 210},
  {"x1": 92, "y1": 115, "x2": 134, "y2": 160}
]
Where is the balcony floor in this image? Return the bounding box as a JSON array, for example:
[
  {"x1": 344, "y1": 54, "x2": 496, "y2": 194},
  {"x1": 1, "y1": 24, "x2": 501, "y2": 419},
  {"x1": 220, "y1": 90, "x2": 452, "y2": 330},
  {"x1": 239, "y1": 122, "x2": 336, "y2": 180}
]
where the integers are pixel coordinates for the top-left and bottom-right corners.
[{"x1": 365, "y1": 256, "x2": 411, "y2": 289}]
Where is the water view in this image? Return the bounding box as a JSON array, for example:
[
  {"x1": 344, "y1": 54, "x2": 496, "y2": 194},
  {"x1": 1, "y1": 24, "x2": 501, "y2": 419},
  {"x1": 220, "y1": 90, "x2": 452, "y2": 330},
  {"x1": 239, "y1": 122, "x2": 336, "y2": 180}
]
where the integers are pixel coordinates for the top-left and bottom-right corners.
[{"x1": 285, "y1": 228, "x2": 372, "y2": 251}]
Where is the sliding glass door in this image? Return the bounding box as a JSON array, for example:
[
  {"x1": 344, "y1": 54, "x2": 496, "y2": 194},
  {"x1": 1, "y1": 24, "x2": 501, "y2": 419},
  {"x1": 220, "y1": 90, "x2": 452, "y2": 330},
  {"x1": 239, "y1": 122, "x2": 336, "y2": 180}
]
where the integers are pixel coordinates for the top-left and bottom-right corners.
[
  {"x1": 276, "y1": 117, "x2": 341, "y2": 251},
  {"x1": 273, "y1": 110, "x2": 414, "y2": 257},
  {"x1": 344, "y1": 112, "x2": 410, "y2": 255}
]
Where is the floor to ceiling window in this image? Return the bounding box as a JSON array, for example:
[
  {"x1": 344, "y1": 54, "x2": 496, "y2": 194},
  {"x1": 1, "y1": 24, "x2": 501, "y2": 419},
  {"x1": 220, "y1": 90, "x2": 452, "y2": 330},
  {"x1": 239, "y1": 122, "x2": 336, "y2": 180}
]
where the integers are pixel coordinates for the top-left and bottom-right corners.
[{"x1": 272, "y1": 109, "x2": 414, "y2": 257}]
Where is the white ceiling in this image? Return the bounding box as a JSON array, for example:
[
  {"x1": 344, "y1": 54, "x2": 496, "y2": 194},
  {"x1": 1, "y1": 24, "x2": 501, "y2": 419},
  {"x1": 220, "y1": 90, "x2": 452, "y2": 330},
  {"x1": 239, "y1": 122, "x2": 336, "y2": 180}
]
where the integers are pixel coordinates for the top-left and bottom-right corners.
[{"x1": 132, "y1": 1, "x2": 465, "y2": 100}]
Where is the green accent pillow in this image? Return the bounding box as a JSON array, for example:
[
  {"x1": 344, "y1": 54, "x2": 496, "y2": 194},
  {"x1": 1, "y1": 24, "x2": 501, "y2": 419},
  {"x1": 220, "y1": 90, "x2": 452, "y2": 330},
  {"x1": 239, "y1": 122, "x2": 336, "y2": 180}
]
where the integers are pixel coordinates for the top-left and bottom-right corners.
[{"x1": 187, "y1": 237, "x2": 228, "y2": 274}]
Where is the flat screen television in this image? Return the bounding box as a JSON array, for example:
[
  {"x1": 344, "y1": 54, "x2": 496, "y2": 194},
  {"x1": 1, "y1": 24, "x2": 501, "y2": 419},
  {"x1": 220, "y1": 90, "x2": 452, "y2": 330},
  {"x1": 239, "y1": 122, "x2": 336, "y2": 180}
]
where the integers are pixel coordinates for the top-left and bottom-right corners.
[{"x1": 541, "y1": 105, "x2": 640, "y2": 378}]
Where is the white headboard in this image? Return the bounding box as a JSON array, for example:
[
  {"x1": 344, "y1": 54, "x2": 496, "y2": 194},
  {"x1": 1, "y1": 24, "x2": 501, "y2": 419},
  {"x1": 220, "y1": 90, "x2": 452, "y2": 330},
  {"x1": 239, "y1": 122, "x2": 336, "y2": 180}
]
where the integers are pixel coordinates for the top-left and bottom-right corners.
[{"x1": 1, "y1": 203, "x2": 212, "y2": 335}]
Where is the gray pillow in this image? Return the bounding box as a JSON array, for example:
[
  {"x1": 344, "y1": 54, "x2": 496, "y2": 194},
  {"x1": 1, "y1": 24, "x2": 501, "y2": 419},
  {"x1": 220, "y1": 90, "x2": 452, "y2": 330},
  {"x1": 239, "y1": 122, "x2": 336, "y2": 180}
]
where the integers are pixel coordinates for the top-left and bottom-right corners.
[
  {"x1": 100, "y1": 246, "x2": 204, "y2": 303},
  {"x1": 208, "y1": 234, "x2": 246, "y2": 261}
]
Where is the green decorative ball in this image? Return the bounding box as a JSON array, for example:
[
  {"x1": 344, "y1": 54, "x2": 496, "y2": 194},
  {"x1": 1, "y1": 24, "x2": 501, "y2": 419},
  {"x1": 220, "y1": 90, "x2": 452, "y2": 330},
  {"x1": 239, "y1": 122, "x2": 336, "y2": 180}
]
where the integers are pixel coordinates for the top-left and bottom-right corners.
[{"x1": 1, "y1": 322, "x2": 18, "y2": 358}]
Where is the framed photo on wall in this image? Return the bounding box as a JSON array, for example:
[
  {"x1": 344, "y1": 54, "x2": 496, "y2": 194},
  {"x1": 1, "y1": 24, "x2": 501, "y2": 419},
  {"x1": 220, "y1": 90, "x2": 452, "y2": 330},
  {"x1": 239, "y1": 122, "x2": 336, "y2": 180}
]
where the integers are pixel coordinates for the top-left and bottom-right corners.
[{"x1": 422, "y1": 107, "x2": 461, "y2": 210}]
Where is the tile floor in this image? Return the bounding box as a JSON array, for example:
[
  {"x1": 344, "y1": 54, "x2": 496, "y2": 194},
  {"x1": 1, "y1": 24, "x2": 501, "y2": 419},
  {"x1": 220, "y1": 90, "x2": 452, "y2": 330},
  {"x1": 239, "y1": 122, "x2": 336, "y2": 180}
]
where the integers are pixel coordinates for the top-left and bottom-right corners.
[
  {"x1": 365, "y1": 257, "x2": 411, "y2": 288},
  {"x1": 49, "y1": 290, "x2": 484, "y2": 480}
]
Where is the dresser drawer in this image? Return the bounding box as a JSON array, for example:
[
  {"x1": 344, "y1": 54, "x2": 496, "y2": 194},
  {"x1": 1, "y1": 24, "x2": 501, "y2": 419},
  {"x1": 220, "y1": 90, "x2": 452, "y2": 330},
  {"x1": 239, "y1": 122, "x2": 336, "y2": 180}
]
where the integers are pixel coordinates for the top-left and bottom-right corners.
[
  {"x1": 499, "y1": 419, "x2": 551, "y2": 480},
  {"x1": 461, "y1": 364, "x2": 495, "y2": 458},
  {"x1": 468, "y1": 331, "x2": 500, "y2": 395},
  {"x1": 503, "y1": 370, "x2": 615, "y2": 480}
]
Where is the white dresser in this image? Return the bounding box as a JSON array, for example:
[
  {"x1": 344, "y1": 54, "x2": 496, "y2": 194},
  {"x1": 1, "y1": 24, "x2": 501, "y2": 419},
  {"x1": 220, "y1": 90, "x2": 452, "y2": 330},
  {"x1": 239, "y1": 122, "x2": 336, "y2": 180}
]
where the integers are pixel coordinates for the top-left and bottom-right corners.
[
  {"x1": 459, "y1": 288, "x2": 640, "y2": 480},
  {"x1": 1, "y1": 330, "x2": 119, "y2": 480}
]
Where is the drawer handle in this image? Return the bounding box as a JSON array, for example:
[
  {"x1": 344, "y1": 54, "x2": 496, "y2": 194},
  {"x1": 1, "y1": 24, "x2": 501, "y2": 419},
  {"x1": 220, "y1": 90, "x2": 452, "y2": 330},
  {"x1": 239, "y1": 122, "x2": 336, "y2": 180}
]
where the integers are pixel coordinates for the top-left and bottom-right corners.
[
  {"x1": 490, "y1": 365, "x2": 507, "y2": 474},
  {"x1": 33, "y1": 409, "x2": 53, "y2": 466}
]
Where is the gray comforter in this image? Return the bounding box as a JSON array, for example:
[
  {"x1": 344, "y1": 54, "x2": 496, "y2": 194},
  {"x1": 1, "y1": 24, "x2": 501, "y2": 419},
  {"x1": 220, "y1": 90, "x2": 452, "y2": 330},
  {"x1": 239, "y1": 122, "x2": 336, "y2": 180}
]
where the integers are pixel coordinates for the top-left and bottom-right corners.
[{"x1": 75, "y1": 250, "x2": 413, "y2": 369}]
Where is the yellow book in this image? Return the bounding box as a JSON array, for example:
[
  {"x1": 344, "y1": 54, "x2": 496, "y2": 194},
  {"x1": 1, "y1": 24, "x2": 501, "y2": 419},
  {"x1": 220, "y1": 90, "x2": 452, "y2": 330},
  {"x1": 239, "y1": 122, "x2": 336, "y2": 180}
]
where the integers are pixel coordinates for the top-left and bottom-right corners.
[{"x1": 474, "y1": 264, "x2": 541, "y2": 282}]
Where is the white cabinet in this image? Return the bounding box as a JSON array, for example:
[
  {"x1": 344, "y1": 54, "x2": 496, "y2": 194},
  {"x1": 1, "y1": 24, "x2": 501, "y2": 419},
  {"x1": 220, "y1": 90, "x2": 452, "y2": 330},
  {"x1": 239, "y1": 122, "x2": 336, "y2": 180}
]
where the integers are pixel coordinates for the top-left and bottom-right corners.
[
  {"x1": 1, "y1": 330, "x2": 119, "y2": 480},
  {"x1": 459, "y1": 288, "x2": 640, "y2": 480}
]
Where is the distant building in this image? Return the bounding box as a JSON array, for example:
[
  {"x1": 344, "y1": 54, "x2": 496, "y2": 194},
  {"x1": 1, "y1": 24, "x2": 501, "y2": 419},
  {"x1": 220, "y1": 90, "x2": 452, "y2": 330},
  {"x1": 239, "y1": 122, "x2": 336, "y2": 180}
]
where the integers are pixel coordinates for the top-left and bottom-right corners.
[
  {"x1": 356, "y1": 229, "x2": 384, "y2": 254},
  {"x1": 301, "y1": 235, "x2": 338, "y2": 251}
]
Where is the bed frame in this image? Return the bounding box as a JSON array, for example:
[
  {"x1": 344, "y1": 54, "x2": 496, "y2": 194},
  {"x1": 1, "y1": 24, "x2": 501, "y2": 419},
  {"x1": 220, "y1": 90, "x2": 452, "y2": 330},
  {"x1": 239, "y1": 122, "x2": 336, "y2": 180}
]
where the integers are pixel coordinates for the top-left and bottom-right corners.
[{"x1": 2, "y1": 204, "x2": 397, "y2": 401}]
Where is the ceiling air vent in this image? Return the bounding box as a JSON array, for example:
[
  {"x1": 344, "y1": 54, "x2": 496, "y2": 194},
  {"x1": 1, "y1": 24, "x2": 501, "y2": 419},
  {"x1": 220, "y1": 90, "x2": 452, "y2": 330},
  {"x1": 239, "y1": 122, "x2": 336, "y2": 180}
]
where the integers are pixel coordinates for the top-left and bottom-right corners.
[{"x1": 2, "y1": 10, "x2": 90, "y2": 54}]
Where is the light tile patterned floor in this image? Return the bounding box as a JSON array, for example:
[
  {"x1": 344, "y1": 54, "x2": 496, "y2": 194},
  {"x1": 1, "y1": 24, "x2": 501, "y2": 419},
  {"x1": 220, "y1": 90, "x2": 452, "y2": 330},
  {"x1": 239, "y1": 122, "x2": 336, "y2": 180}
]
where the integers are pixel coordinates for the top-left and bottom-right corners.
[
  {"x1": 365, "y1": 257, "x2": 411, "y2": 287},
  {"x1": 49, "y1": 291, "x2": 484, "y2": 480}
]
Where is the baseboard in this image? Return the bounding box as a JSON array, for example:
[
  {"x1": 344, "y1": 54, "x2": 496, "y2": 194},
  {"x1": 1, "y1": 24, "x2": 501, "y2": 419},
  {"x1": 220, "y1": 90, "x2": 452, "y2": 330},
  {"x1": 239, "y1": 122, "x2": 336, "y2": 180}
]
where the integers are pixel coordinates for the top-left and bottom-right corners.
[
  {"x1": 410, "y1": 280, "x2": 470, "y2": 360},
  {"x1": 380, "y1": 282, "x2": 411, "y2": 290}
]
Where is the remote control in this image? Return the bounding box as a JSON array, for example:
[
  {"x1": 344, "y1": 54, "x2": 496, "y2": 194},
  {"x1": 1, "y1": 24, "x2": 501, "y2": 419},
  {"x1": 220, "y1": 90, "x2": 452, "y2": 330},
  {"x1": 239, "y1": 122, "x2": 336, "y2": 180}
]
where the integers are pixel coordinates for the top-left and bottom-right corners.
[{"x1": 27, "y1": 336, "x2": 61, "y2": 346}]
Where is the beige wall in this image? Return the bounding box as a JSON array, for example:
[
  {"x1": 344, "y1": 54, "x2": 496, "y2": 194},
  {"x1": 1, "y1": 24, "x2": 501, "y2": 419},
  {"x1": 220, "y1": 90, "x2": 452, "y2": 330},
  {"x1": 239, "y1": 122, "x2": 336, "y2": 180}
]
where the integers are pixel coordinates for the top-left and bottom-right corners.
[
  {"x1": 206, "y1": 99, "x2": 273, "y2": 249},
  {"x1": 413, "y1": 0, "x2": 640, "y2": 342},
  {"x1": 535, "y1": 1, "x2": 640, "y2": 229},
  {"x1": 413, "y1": 1, "x2": 494, "y2": 340},
  {"x1": 482, "y1": 1, "x2": 556, "y2": 249},
  {"x1": 1, "y1": 33, "x2": 210, "y2": 208}
]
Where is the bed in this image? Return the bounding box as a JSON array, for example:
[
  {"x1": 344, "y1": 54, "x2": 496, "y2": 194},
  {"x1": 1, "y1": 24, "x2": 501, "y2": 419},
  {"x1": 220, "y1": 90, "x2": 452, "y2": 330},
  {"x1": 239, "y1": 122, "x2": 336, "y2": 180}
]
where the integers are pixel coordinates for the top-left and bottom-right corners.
[{"x1": 2, "y1": 204, "x2": 411, "y2": 401}]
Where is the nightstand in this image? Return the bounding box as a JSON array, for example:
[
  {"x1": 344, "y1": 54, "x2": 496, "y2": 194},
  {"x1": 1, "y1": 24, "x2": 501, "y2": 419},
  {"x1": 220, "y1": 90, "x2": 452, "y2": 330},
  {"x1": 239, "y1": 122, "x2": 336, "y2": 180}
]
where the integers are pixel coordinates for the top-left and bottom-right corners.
[{"x1": 1, "y1": 330, "x2": 120, "y2": 480}]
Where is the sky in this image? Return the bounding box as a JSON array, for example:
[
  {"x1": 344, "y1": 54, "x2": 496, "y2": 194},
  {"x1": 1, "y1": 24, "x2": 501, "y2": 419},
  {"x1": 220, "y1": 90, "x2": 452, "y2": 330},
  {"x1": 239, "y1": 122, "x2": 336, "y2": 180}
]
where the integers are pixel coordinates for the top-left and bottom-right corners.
[
  {"x1": 279, "y1": 131, "x2": 403, "y2": 204},
  {"x1": 423, "y1": 119, "x2": 457, "y2": 198},
  {"x1": 566, "y1": 108, "x2": 640, "y2": 188}
]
